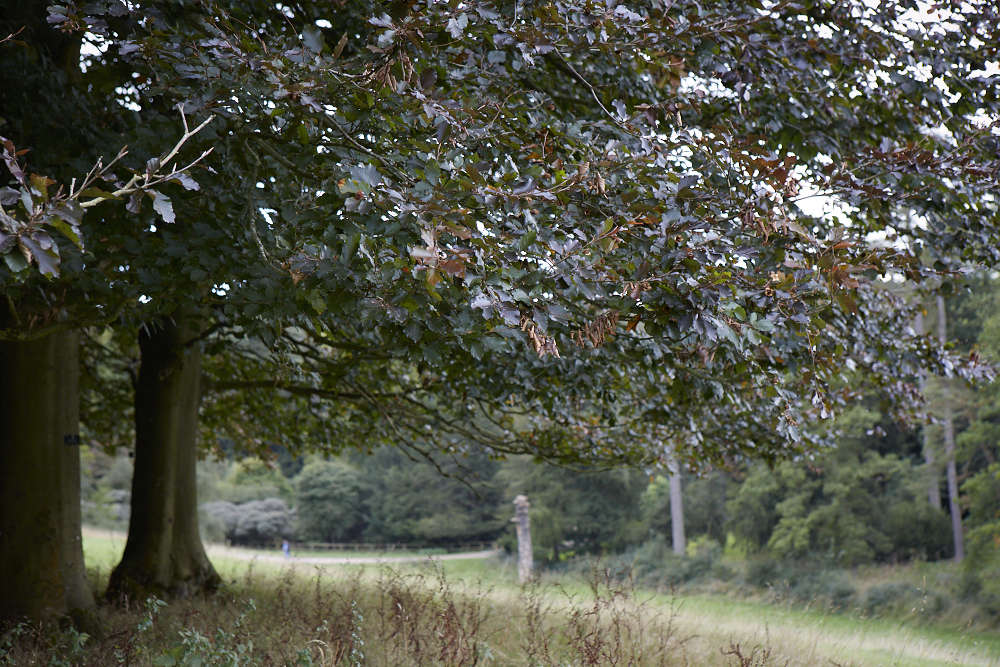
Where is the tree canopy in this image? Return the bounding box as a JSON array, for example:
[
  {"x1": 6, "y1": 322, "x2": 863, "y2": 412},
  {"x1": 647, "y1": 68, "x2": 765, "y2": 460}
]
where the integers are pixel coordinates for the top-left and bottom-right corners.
[
  {"x1": 1, "y1": 0, "x2": 999, "y2": 622},
  {"x1": 10, "y1": 0, "x2": 995, "y2": 463}
]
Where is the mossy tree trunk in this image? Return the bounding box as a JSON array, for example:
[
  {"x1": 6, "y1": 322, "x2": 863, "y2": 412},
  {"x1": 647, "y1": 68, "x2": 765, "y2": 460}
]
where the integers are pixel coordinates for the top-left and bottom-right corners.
[
  {"x1": 0, "y1": 330, "x2": 96, "y2": 625},
  {"x1": 106, "y1": 316, "x2": 220, "y2": 601}
]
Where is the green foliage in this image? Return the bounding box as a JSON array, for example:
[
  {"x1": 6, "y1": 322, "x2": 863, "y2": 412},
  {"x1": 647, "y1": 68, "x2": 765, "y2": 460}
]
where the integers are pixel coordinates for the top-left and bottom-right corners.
[
  {"x1": 9, "y1": 0, "x2": 1000, "y2": 473},
  {"x1": 497, "y1": 457, "x2": 645, "y2": 561},
  {"x1": 153, "y1": 600, "x2": 257, "y2": 667},
  {"x1": 621, "y1": 536, "x2": 732, "y2": 589},
  {"x1": 294, "y1": 459, "x2": 367, "y2": 543},
  {"x1": 361, "y1": 448, "x2": 503, "y2": 544},
  {"x1": 961, "y1": 464, "x2": 1000, "y2": 615},
  {"x1": 200, "y1": 499, "x2": 292, "y2": 547},
  {"x1": 727, "y1": 406, "x2": 951, "y2": 565},
  {"x1": 219, "y1": 459, "x2": 294, "y2": 505},
  {"x1": 725, "y1": 467, "x2": 783, "y2": 553},
  {"x1": 641, "y1": 471, "x2": 730, "y2": 546},
  {"x1": 79, "y1": 447, "x2": 132, "y2": 529}
]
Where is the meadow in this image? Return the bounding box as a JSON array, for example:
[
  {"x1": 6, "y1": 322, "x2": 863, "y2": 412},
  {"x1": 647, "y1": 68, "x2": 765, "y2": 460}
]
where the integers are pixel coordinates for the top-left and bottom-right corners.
[{"x1": 2, "y1": 530, "x2": 997, "y2": 666}]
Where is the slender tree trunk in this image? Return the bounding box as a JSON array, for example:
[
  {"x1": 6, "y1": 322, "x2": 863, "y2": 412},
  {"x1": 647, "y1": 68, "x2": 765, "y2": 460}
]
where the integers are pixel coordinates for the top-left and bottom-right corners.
[
  {"x1": 669, "y1": 460, "x2": 686, "y2": 556},
  {"x1": 914, "y1": 311, "x2": 942, "y2": 508},
  {"x1": 0, "y1": 331, "x2": 96, "y2": 625},
  {"x1": 107, "y1": 316, "x2": 220, "y2": 600},
  {"x1": 936, "y1": 295, "x2": 965, "y2": 562}
]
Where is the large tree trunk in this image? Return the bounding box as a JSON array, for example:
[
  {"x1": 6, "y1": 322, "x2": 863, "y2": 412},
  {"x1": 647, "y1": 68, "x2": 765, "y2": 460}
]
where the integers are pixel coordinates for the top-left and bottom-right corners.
[
  {"x1": 936, "y1": 295, "x2": 965, "y2": 562},
  {"x1": 0, "y1": 331, "x2": 96, "y2": 625},
  {"x1": 106, "y1": 317, "x2": 220, "y2": 600}
]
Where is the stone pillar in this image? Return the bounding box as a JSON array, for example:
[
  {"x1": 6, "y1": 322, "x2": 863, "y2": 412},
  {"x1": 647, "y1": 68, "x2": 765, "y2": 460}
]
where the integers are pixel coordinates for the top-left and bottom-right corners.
[{"x1": 512, "y1": 495, "x2": 533, "y2": 583}]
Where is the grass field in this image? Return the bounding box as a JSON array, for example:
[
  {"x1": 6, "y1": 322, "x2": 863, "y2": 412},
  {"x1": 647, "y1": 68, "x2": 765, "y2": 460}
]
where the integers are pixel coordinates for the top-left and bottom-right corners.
[{"x1": 43, "y1": 529, "x2": 995, "y2": 665}]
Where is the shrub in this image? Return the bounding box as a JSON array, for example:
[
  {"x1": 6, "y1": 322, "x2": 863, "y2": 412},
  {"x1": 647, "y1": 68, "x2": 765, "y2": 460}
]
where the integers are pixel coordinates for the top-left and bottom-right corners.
[
  {"x1": 787, "y1": 570, "x2": 856, "y2": 611},
  {"x1": 744, "y1": 557, "x2": 781, "y2": 588},
  {"x1": 621, "y1": 536, "x2": 729, "y2": 589},
  {"x1": 232, "y1": 498, "x2": 294, "y2": 546},
  {"x1": 883, "y1": 496, "x2": 951, "y2": 561},
  {"x1": 200, "y1": 498, "x2": 293, "y2": 546},
  {"x1": 863, "y1": 582, "x2": 915, "y2": 616}
]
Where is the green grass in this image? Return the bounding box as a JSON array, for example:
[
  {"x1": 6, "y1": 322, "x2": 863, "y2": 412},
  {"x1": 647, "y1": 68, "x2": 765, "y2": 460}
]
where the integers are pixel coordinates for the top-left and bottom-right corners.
[{"x1": 6, "y1": 529, "x2": 993, "y2": 665}]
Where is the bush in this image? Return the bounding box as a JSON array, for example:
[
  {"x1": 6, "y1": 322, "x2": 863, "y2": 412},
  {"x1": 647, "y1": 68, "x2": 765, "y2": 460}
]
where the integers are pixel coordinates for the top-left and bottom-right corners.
[
  {"x1": 217, "y1": 459, "x2": 294, "y2": 505},
  {"x1": 863, "y1": 582, "x2": 915, "y2": 616},
  {"x1": 201, "y1": 501, "x2": 241, "y2": 539},
  {"x1": 744, "y1": 560, "x2": 857, "y2": 611},
  {"x1": 621, "y1": 536, "x2": 730, "y2": 589},
  {"x1": 744, "y1": 557, "x2": 781, "y2": 588},
  {"x1": 883, "y1": 496, "x2": 951, "y2": 561},
  {"x1": 200, "y1": 498, "x2": 293, "y2": 546},
  {"x1": 787, "y1": 570, "x2": 856, "y2": 611},
  {"x1": 232, "y1": 498, "x2": 293, "y2": 546}
]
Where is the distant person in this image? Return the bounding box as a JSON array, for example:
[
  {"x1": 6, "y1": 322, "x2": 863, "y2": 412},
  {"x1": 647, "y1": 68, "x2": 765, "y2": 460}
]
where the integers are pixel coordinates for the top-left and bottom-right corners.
[{"x1": 282, "y1": 539, "x2": 290, "y2": 558}]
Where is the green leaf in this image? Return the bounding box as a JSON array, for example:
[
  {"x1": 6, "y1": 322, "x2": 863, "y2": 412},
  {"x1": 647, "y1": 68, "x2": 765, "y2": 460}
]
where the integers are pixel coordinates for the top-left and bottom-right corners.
[
  {"x1": 47, "y1": 217, "x2": 82, "y2": 249},
  {"x1": 308, "y1": 290, "x2": 327, "y2": 314},
  {"x1": 3, "y1": 248, "x2": 28, "y2": 272},
  {"x1": 341, "y1": 231, "x2": 361, "y2": 264}
]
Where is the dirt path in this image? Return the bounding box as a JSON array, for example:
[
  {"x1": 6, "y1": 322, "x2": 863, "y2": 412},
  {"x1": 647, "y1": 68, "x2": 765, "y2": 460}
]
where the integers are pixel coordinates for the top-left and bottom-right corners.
[{"x1": 207, "y1": 543, "x2": 501, "y2": 565}]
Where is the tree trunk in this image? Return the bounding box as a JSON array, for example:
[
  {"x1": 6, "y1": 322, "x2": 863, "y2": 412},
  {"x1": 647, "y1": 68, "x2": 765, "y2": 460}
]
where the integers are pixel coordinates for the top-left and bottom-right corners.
[
  {"x1": 0, "y1": 331, "x2": 96, "y2": 625},
  {"x1": 106, "y1": 317, "x2": 220, "y2": 600},
  {"x1": 914, "y1": 311, "x2": 942, "y2": 508},
  {"x1": 936, "y1": 295, "x2": 965, "y2": 562},
  {"x1": 669, "y1": 460, "x2": 686, "y2": 556}
]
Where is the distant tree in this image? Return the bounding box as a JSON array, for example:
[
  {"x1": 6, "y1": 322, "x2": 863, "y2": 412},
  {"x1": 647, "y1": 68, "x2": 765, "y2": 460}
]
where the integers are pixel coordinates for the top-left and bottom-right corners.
[
  {"x1": 231, "y1": 498, "x2": 294, "y2": 547},
  {"x1": 361, "y1": 448, "x2": 503, "y2": 545},
  {"x1": 221, "y1": 458, "x2": 295, "y2": 505},
  {"x1": 727, "y1": 406, "x2": 951, "y2": 565},
  {"x1": 201, "y1": 498, "x2": 293, "y2": 547},
  {"x1": 295, "y1": 460, "x2": 368, "y2": 543},
  {"x1": 497, "y1": 457, "x2": 645, "y2": 561},
  {"x1": 641, "y1": 471, "x2": 730, "y2": 547},
  {"x1": 935, "y1": 296, "x2": 966, "y2": 562}
]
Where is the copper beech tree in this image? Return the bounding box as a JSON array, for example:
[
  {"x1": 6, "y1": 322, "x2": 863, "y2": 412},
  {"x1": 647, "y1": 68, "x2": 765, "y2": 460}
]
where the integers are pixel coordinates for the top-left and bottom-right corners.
[{"x1": 2, "y1": 0, "x2": 999, "y2": 622}]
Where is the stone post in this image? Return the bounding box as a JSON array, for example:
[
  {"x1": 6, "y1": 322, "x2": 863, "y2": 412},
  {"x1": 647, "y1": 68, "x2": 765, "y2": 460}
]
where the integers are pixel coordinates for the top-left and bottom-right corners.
[{"x1": 512, "y1": 495, "x2": 533, "y2": 583}]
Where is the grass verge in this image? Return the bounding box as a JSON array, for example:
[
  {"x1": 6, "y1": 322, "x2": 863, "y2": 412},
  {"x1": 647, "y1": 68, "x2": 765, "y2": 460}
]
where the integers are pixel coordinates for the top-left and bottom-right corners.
[{"x1": 1, "y1": 531, "x2": 996, "y2": 665}]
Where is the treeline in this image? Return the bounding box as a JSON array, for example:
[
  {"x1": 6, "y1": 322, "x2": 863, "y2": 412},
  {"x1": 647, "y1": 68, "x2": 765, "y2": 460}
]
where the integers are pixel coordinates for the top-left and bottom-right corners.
[
  {"x1": 76, "y1": 401, "x2": 984, "y2": 567},
  {"x1": 77, "y1": 407, "x2": 963, "y2": 565}
]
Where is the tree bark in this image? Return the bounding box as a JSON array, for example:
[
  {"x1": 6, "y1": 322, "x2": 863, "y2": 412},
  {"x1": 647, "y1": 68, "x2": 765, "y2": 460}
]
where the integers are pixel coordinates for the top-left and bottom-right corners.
[
  {"x1": 669, "y1": 460, "x2": 686, "y2": 556},
  {"x1": 107, "y1": 316, "x2": 220, "y2": 600},
  {"x1": 936, "y1": 295, "x2": 965, "y2": 562},
  {"x1": 0, "y1": 330, "x2": 96, "y2": 625}
]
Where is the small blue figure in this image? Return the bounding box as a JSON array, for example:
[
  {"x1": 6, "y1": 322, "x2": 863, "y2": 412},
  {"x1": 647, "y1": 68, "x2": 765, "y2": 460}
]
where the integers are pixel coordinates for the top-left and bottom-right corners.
[{"x1": 282, "y1": 539, "x2": 290, "y2": 558}]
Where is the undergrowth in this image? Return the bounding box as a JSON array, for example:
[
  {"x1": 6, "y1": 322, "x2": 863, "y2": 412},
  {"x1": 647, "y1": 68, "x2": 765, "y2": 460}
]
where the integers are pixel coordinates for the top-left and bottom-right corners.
[
  {"x1": 5, "y1": 556, "x2": 996, "y2": 665},
  {"x1": 1, "y1": 563, "x2": 705, "y2": 666}
]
